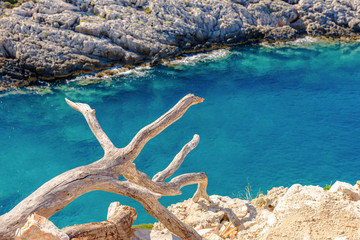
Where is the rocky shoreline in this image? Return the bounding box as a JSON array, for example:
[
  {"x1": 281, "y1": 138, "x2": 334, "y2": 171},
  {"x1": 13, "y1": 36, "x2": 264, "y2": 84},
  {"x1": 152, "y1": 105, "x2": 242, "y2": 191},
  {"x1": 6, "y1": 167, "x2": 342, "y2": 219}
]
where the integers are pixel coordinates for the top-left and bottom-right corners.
[
  {"x1": 0, "y1": 0, "x2": 360, "y2": 87},
  {"x1": 14, "y1": 181, "x2": 360, "y2": 239}
]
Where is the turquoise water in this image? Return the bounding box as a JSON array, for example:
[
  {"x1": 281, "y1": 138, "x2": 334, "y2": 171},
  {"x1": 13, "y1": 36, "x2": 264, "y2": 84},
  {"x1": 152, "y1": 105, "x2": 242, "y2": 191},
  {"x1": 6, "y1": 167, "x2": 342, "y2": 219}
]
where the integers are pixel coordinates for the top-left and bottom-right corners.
[{"x1": 1, "y1": 39, "x2": 360, "y2": 228}]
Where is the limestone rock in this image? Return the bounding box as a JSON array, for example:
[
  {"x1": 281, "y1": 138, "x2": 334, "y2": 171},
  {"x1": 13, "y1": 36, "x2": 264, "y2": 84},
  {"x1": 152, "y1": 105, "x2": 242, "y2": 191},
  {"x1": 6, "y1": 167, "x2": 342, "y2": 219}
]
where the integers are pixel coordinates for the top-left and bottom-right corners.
[
  {"x1": 15, "y1": 214, "x2": 69, "y2": 240},
  {"x1": 238, "y1": 184, "x2": 360, "y2": 239},
  {"x1": 275, "y1": 184, "x2": 330, "y2": 213},
  {"x1": 333, "y1": 237, "x2": 350, "y2": 240},
  {"x1": 329, "y1": 181, "x2": 360, "y2": 201},
  {"x1": 1, "y1": 0, "x2": 360, "y2": 86},
  {"x1": 252, "y1": 186, "x2": 288, "y2": 211},
  {"x1": 154, "y1": 195, "x2": 250, "y2": 231}
]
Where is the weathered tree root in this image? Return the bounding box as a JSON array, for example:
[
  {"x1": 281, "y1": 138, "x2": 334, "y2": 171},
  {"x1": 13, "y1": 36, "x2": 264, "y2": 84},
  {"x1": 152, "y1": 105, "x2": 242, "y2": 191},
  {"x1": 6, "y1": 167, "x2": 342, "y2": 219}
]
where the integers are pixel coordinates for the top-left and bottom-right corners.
[{"x1": 0, "y1": 94, "x2": 209, "y2": 240}]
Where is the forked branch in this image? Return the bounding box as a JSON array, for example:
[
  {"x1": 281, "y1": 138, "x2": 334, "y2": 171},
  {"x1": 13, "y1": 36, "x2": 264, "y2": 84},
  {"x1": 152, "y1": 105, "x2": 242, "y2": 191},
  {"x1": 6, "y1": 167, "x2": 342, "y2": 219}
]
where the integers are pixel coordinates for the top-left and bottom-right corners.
[
  {"x1": 153, "y1": 134, "x2": 200, "y2": 182},
  {"x1": 0, "y1": 94, "x2": 209, "y2": 240},
  {"x1": 124, "y1": 94, "x2": 204, "y2": 160}
]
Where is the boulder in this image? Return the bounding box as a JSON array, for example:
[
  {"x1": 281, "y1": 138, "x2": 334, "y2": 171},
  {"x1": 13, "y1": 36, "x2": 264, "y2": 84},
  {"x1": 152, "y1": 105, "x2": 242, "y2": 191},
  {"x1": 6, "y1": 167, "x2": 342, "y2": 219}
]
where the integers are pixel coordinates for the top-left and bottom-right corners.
[
  {"x1": 329, "y1": 181, "x2": 360, "y2": 201},
  {"x1": 15, "y1": 214, "x2": 69, "y2": 240}
]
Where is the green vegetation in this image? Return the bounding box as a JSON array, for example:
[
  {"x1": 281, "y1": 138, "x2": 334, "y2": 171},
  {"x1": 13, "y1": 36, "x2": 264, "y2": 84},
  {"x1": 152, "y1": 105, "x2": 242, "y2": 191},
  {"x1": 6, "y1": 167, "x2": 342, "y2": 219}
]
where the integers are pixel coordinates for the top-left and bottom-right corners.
[
  {"x1": 131, "y1": 223, "x2": 154, "y2": 230},
  {"x1": 143, "y1": 7, "x2": 151, "y2": 14},
  {"x1": 237, "y1": 182, "x2": 262, "y2": 202},
  {"x1": 96, "y1": 14, "x2": 105, "y2": 19},
  {"x1": 1, "y1": 0, "x2": 33, "y2": 8},
  {"x1": 323, "y1": 184, "x2": 332, "y2": 191},
  {"x1": 1, "y1": 0, "x2": 18, "y2": 4}
]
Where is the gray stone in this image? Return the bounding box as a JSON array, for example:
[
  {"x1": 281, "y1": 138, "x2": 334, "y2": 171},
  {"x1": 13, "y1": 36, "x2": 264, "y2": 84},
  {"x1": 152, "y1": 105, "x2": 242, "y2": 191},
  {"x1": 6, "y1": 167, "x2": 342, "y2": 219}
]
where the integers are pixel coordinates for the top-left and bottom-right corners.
[{"x1": 1, "y1": 0, "x2": 360, "y2": 87}]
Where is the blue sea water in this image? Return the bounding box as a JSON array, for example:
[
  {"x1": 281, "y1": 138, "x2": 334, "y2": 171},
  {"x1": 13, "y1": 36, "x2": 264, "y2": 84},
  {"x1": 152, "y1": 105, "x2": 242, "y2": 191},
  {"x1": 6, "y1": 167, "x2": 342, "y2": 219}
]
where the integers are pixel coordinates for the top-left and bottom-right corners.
[{"x1": 1, "y1": 38, "x2": 360, "y2": 228}]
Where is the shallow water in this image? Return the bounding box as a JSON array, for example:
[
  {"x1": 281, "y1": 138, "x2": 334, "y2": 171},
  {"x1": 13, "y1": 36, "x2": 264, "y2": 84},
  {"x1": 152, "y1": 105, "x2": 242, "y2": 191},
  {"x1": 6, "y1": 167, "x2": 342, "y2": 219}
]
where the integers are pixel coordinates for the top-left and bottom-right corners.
[{"x1": 1, "y1": 39, "x2": 360, "y2": 227}]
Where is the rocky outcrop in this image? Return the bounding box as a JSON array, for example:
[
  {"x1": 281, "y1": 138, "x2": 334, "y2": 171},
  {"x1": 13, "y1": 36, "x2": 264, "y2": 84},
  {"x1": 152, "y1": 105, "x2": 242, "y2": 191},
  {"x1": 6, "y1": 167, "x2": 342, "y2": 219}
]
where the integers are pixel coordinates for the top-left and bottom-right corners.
[
  {"x1": 153, "y1": 181, "x2": 360, "y2": 240},
  {"x1": 153, "y1": 195, "x2": 250, "y2": 231},
  {"x1": 12, "y1": 181, "x2": 360, "y2": 240},
  {"x1": 0, "y1": 0, "x2": 360, "y2": 87}
]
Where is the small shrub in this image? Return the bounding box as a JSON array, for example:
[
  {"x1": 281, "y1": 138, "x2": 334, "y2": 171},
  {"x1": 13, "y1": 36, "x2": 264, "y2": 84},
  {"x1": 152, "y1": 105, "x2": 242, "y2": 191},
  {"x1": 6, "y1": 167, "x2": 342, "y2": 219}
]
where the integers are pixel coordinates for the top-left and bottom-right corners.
[
  {"x1": 131, "y1": 223, "x2": 153, "y2": 230},
  {"x1": 323, "y1": 184, "x2": 332, "y2": 191},
  {"x1": 236, "y1": 182, "x2": 262, "y2": 202}
]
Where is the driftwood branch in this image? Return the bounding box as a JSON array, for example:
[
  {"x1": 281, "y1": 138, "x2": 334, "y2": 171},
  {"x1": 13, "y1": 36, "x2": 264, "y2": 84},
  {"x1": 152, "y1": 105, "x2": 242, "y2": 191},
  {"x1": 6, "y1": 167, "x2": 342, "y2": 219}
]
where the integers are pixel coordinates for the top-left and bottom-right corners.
[
  {"x1": 61, "y1": 202, "x2": 137, "y2": 240},
  {"x1": 65, "y1": 98, "x2": 115, "y2": 153},
  {"x1": 153, "y1": 134, "x2": 200, "y2": 182},
  {"x1": 0, "y1": 94, "x2": 209, "y2": 240},
  {"x1": 123, "y1": 94, "x2": 204, "y2": 161}
]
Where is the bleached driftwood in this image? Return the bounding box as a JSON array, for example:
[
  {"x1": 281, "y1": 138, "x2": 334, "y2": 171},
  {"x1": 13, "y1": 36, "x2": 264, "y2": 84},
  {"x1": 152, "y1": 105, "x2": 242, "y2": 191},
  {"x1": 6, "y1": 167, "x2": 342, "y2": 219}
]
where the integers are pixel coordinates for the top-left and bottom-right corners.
[
  {"x1": 62, "y1": 202, "x2": 137, "y2": 240},
  {"x1": 0, "y1": 94, "x2": 209, "y2": 240}
]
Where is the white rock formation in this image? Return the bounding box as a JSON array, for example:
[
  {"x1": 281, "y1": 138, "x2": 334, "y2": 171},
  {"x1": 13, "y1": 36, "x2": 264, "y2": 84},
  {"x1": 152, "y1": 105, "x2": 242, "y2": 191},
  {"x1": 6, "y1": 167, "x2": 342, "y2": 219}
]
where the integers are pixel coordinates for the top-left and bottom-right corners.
[
  {"x1": 157, "y1": 182, "x2": 360, "y2": 239},
  {"x1": 329, "y1": 181, "x2": 360, "y2": 201},
  {"x1": 15, "y1": 214, "x2": 69, "y2": 240},
  {"x1": 154, "y1": 195, "x2": 250, "y2": 231}
]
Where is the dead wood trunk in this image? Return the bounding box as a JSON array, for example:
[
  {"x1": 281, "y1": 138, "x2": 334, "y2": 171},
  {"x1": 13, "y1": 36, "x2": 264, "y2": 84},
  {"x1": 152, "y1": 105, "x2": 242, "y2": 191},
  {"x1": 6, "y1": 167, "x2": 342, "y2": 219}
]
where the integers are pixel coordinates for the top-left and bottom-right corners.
[
  {"x1": 62, "y1": 202, "x2": 137, "y2": 240},
  {"x1": 0, "y1": 94, "x2": 209, "y2": 240}
]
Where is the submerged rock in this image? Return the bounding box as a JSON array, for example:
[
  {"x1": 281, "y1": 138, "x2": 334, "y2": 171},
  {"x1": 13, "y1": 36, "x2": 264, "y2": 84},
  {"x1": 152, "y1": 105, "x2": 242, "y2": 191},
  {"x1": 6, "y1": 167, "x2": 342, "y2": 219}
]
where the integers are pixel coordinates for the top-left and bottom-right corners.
[{"x1": 0, "y1": 0, "x2": 360, "y2": 86}]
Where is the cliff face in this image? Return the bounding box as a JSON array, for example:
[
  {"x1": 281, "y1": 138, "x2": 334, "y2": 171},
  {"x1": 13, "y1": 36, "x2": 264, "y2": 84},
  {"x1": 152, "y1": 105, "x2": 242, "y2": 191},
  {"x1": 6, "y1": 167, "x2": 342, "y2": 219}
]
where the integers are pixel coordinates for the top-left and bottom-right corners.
[
  {"x1": 154, "y1": 181, "x2": 360, "y2": 240},
  {"x1": 0, "y1": 0, "x2": 360, "y2": 86}
]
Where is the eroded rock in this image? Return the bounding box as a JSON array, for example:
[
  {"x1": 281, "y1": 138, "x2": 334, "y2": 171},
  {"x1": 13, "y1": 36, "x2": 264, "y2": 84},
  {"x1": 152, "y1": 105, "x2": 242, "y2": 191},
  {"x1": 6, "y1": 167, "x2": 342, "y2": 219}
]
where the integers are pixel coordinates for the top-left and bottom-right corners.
[
  {"x1": 1, "y1": 0, "x2": 360, "y2": 86},
  {"x1": 15, "y1": 214, "x2": 69, "y2": 240},
  {"x1": 329, "y1": 181, "x2": 360, "y2": 201},
  {"x1": 154, "y1": 195, "x2": 250, "y2": 231}
]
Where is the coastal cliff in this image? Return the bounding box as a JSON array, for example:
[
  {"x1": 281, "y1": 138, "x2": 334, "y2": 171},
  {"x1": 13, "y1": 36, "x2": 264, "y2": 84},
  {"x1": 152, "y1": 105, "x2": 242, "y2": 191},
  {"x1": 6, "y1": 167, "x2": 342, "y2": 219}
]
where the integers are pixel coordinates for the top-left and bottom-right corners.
[{"x1": 0, "y1": 0, "x2": 360, "y2": 87}]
